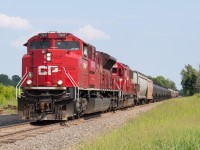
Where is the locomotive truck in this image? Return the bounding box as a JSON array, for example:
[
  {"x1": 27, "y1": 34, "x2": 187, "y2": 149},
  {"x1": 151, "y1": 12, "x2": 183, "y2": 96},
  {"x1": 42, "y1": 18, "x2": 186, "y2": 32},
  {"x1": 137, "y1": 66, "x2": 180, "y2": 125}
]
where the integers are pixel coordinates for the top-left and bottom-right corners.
[{"x1": 16, "y1": 32, "x2": 177, "y2": 121}]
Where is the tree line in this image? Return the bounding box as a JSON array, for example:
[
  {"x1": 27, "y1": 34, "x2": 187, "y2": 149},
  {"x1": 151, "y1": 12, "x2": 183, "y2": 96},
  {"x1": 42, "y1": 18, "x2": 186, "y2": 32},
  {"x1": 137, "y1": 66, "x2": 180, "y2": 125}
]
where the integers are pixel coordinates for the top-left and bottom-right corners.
[
  {"x1": 148, "y1": 75, "x2": 177, "y2": 91},
  {"x1": 0, "y1": 74, "x2": 21, "y2": 87},
  {"x1": 180, "y1": 64, "x2": 200, "y2": 96}
]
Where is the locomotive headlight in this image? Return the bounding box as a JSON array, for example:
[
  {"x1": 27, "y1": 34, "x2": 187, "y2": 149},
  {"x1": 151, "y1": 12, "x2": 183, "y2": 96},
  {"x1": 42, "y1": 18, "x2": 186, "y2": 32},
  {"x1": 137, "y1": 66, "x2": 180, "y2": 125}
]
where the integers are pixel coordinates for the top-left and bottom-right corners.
[
  {"x1": 46, "y1": 57, "x2": 51, "y2": 61},
  {"x1": 46, "y1": 53, "x2": 51, "y2": 57},
  {"x1": 46, "y1": 52, "x2": 52, "y2": 62},
  {"x1": 27, "y1": 80, "x2": 32, "y2": 85},
  {"x1": 57, "y1": 80, "x2": 63, "y2": 85}
]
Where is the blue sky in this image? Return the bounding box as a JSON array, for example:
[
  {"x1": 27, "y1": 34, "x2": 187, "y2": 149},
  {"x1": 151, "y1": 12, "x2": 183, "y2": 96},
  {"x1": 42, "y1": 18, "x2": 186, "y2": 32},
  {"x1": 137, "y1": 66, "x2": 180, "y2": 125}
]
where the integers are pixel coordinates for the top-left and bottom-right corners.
[{"x1": 0, "y1": 0, "x2": 200, "y2": 90}]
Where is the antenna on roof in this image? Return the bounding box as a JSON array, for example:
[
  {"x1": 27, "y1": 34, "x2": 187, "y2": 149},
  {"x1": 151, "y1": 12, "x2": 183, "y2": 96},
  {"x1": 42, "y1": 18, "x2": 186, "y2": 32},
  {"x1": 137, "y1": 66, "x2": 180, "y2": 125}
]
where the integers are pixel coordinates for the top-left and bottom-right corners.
[{"x1": 49, "y1": 31, "x2": 57, "y2": 33}]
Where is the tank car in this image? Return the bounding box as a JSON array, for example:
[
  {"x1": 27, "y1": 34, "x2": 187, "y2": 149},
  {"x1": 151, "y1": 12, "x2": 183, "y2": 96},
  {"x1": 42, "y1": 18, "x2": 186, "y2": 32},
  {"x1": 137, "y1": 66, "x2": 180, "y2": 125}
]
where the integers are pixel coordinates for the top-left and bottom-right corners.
[{"x1": 153, "y1": 85, "x2": 171, "y2": 101}]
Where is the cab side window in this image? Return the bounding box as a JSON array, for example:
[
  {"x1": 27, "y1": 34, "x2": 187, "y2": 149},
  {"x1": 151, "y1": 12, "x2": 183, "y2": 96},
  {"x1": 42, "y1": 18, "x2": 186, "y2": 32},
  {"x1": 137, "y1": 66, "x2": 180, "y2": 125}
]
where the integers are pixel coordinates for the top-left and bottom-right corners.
[
  {"x1": 88, "y1": 46, "x2": 96, "y2": 60},
  {"x1": 119, "y1": 68, "x2": 124, "y2": 76},
  {"x1": 83, "y1": 45, "x2": 88, "y2": 58},
  {"x1": 112, "y1": 68, "x2": 117, "y2": 73}
]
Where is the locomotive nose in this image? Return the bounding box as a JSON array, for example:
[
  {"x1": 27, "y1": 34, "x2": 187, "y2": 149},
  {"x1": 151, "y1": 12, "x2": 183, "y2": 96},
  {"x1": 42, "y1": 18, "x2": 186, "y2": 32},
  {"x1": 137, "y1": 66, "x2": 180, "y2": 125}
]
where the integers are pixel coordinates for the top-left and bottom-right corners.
[{"x1": 29, "y1": 50, "x2": 64, "y2": 87}]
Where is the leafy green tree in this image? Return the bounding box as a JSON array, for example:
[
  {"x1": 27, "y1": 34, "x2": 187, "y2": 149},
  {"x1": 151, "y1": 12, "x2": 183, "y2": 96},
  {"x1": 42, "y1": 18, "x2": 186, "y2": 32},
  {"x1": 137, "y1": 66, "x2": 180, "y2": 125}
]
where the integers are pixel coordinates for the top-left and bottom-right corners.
[
  {"x1": 195, "y1": 73, "x2": 200, "y2": 93},
  {"x1": 0, "y1": 74, "x2": 21, "y2": 87},
  {"x1": 166, "y1": 79, "x2": 177, "y2": 90},
  {"x1": 12, "y1": 75, "x2": 21, "y2": 83},
  {"x1": 0, "y1": 74, "x2": 12, "y2": 86},
  {"x1": 11, "y1": 75, "x2": 21, "y2": 86},
  {"x1": 153, "y1": 76, "x2": 166, "y2": 87},
  {"x1": 147, "y1": 75, "x2": 153, "y2": 81},
  {"x1": 179, "y1": 89, "x2": 184, "y2": 96},
  {"x1": 181, "y1": 64, "x2": 198, "y2": 96}
]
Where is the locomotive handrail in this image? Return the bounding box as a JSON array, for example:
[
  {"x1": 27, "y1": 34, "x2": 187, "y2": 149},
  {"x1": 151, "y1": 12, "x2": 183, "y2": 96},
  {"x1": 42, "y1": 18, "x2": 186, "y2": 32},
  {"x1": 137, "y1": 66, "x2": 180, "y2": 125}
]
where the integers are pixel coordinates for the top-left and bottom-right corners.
[
  {"x1": 62, "y1": 67, "x2": 78, "y2": 87},
  {"x1": 16, "y1": 67, "x2": 28, "y2": 99},
  {"x1": 115, "y1": 83, "x2": 120, "y2": 90},
  {"x1": 62, "y1": 67, "x2": 79, "y2": 101},
  {"x1": 18, "y1": 75, "x2": 28, "y2": 97}
]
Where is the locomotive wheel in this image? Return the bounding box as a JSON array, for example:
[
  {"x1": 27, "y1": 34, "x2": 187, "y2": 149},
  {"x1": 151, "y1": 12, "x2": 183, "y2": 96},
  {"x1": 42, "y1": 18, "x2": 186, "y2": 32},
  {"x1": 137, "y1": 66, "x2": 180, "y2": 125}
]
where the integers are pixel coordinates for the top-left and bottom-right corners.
[
  {"x1": 60, "y1": 121, "x2": 68, "y2": 126},
  {"x1": 76, "y1": 98, "x2": 88, "y2": 115},
  {"x1": 76, "y1": 113, "x2": 81, "y2": 119}
]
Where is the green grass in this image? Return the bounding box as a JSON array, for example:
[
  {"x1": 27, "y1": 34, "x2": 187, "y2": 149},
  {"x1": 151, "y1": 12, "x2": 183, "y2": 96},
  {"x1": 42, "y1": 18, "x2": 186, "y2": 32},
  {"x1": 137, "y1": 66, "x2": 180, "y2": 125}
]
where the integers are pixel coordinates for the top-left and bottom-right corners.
[{"x1": 78, "y1": 96, "x2": 200, "y2": 150}]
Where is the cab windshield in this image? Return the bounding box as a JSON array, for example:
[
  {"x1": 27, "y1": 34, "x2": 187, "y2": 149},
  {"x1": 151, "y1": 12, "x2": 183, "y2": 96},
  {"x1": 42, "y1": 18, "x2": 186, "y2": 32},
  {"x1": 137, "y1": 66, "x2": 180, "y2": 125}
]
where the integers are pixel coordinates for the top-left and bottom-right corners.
[
  {"x1": 30, "y1": 41, "x2": 50, "y2": 50},
  {"x1": 55, "y1": 41, "x2": 80, "y2": 50}
]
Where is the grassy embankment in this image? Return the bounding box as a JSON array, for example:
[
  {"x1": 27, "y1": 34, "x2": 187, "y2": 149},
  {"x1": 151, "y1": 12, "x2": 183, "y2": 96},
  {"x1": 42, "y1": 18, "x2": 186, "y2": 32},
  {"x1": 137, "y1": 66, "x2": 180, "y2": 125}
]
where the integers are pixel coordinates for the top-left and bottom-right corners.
[
  {"x1": 79, "y1": 95, "x2": 200, "y2": 150},
  {"x1": 0, "y1": 83, "x2": 17, "y2": 114}
]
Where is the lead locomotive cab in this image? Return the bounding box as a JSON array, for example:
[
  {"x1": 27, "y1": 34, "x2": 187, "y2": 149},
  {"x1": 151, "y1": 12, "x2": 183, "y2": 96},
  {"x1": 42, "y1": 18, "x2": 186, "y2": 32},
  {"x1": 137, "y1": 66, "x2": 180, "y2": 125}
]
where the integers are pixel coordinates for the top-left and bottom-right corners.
[
  {"x1": 17, "y1": 32, "x2": 117, "y2": 121},
  {"x1": 17, "y1": 32, "x2": 81, "y2": 120}
]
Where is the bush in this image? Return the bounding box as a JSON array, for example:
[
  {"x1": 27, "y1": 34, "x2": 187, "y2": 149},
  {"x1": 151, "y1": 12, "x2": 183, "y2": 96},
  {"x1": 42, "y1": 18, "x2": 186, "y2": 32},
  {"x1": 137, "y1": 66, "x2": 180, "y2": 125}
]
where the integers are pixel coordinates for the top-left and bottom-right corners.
[
  {"x1": 0, "y1": 83, "x2": 5, "y2": 94},
  {"x1": 0, "y1": 95, "x2": 6, "y2": 106},
  {"x1": 0, "y1": 83, "x2": 16, "y2": 107},
  {"x1": 4, "y1": 86, "x2": 15, "y2": 99},
  {"x1": 193, "y1": 93, "x2": 200, "y2": 98}
]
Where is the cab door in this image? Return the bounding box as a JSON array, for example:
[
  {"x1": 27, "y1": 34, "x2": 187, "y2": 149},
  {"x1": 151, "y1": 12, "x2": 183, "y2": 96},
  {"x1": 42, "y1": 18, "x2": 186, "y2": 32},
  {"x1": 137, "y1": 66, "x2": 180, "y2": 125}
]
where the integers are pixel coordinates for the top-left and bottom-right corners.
[
  {"x1": 88, "y1": 46, "x2": 96, "y2": 88},
  {"x1": 81, "y1": 44, "x2": 89, "y2": 88}
]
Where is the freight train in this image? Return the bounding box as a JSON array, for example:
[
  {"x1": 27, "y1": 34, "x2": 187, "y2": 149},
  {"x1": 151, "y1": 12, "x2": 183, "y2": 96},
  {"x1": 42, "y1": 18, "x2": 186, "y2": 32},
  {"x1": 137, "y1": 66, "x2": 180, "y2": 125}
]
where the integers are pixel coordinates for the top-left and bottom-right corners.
[{"x1": 16, "y1": 32, "x2": 178, "y2": 121}]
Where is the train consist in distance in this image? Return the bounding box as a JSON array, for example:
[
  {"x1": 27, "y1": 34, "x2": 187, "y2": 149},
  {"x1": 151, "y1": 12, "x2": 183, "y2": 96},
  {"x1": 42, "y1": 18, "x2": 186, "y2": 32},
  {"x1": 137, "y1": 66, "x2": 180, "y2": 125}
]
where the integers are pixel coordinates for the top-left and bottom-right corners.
[{"x1": 16, "y1": 32, "x2": 178, "y2": 121}]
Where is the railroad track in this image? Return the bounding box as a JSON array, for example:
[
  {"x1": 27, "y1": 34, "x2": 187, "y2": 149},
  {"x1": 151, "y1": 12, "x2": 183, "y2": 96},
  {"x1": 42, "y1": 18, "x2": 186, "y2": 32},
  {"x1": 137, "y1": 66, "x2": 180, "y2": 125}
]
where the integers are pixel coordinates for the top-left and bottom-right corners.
[
  {"x1": 0, "y1": 114, "x2": 29, "y2": 127},
  {"x1": 0, "y1": 121, "x2": 63, "y2": 146},
  {"x1": 0, "y1": 103, "x2": 151, "y2": 146},
  {"x1": 0, "y1": 116, "x2": 99, "y2": 146},
  {"x1": 0, "y1": 109, "x2": 3, "y2": 115}
]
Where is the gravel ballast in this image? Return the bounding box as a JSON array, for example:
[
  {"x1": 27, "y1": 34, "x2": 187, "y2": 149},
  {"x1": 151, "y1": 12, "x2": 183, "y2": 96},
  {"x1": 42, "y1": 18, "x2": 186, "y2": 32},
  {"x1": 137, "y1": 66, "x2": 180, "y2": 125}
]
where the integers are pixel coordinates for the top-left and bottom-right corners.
[{"x1": 0, "y1": 102, "x2": 162, "y2": 150}]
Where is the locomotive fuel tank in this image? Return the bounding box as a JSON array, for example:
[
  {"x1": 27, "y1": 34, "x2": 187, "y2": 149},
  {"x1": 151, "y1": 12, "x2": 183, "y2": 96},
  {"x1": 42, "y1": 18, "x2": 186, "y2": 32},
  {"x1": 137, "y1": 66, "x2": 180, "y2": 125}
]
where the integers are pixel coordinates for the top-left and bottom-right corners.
[{"x1": 83, "y1": 97, "x2": 111, "y2": 114}]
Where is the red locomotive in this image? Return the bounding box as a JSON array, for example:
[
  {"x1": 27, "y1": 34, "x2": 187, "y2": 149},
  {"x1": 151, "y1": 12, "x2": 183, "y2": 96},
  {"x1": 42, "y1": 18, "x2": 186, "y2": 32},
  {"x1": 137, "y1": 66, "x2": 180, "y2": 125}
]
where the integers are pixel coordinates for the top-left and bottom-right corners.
[{"x1": 16, "y1": 32, "x2": 177, "y2": 121}]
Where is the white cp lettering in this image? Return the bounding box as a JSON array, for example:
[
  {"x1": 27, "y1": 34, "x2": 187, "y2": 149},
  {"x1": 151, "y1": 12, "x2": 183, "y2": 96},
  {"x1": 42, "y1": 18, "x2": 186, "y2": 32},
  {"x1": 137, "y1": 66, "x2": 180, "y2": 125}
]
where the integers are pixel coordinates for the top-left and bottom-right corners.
[{"x1": 38, "y1": 66, "x2": 59, "y2": 75}]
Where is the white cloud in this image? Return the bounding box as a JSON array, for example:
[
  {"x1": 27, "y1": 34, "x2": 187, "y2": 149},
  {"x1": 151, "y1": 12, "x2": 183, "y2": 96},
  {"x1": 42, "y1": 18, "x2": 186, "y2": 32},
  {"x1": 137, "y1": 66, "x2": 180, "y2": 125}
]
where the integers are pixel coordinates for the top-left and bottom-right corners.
[
  {"x1": 10, "y1": 36, "x2": 27, "y2": 48},
  {"x1": 0, "y1": 13, "x2": 32, "y2": 29},
  {"x1": 74, "y1": 24, "x2": 110, "y2": 41},
  {"x1": 11, "y1": 31, "x2": 42, "y2": 49}
]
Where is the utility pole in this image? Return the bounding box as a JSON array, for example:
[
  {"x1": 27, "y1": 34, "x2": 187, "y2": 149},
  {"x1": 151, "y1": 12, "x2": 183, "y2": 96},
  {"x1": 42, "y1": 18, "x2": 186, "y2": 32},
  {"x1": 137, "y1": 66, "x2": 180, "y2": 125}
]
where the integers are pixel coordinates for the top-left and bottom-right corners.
[
  {"x1": 195, "y1": 64, "x2": 200, "y2": 92},
  {"x1": 198, "y1": 64, "x2": 200, "y2": 73}
]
